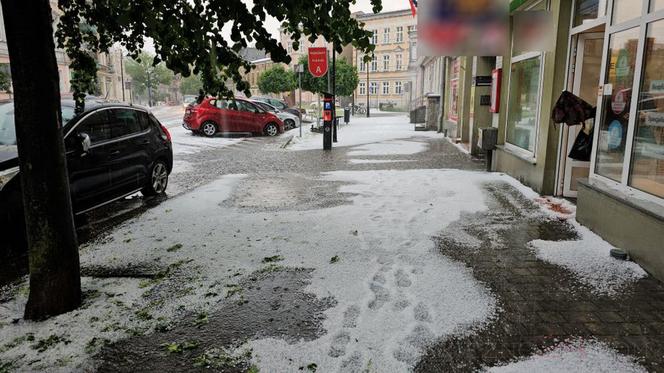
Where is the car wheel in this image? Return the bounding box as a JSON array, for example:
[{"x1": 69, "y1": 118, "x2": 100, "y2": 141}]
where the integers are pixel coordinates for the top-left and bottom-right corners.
[
  {"x1": 284, "y1": 119, "x2": 295, "y2": 129},
  {"x1": 142, "y1": 160, "x2": 169, "y2": 197},
  {"x1": 264, "y1": 122, "x2": 279, "y2": 137},
  {"x1": 201, "y1": 121, "x2": 217, "y2": 137}
]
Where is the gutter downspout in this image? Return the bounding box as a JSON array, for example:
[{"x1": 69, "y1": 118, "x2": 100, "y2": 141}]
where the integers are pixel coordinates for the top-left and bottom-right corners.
[{"x1": 437, "y1": 57, "x2": 447, "y2": 134}]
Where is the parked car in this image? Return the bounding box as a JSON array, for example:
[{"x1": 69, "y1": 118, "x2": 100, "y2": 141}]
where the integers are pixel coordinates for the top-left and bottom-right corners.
[
  {"x1": 0, "y1": 100, "x2": 173, "y2": 254},
  {"x1": 252, "y1": 96, "x2": 302, "y2": 119},
  {"x1": 251, "y1": 100, "x2": 300, "y2": 130},
  {"x1": 182, "y1": 97, "x2": 284, "y2": 137}
]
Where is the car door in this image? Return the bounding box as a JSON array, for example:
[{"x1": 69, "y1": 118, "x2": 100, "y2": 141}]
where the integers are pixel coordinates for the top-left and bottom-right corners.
[
  {"x1": 215, "y1": 99, "x2": 238, "y2": 133},
  {"x1": 65, "y1": 109, "x2": 115, "y2": 212},
  {"x1": 236, "y1": 100, "x2": 261, "y2": 133},
  {"x1": 109, "y1": 108, "x2": 151, "y2": 194}
]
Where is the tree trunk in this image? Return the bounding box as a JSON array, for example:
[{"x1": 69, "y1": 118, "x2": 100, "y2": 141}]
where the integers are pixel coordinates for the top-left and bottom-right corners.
[{"x1": 1, "y1": 0, "x2": 81, "y2": 320}]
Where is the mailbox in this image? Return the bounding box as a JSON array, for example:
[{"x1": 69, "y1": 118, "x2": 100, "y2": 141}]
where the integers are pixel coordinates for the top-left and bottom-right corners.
[{"x1": 478, "y1": 127, "x2": 498, "y2": 151}]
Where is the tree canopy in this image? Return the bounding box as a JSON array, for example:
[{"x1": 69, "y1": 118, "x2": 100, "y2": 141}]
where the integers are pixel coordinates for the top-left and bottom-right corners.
[
  {"x1": 125, "y1": 52, "x2": 174, "y2": 97},
  {"x1": 0, "y1": 68, "x2": 10, "y2": 93},
  {"x1": 299, "y1": 55, "x2": 358, "y2": 96},
  {"x1": 258, "y1": 65, "x2": 296, "y2": 94},
  {"x1": 55, "y1": 0, "x2": 381, "y2": 110}
]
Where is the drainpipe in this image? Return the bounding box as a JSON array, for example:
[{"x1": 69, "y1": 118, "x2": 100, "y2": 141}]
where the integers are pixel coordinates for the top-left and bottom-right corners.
[{"x1": 437, "y1": 57, "x2": 447, "y2": 134}]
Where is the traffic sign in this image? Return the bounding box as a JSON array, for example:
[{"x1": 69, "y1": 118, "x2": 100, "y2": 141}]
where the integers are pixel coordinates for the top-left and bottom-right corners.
[{"x1": 308, "y1": 47, "x2": 328, "y2": 78}]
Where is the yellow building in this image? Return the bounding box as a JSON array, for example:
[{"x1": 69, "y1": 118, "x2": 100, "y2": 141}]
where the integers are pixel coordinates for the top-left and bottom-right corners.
[{"x1": 352, "y1": 9, "x2": 417, "y2": 110}]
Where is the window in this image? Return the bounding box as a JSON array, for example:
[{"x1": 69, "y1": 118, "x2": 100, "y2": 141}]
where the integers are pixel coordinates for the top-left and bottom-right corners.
[
  {"x1": 76, "y1": 110, "x2": 114, "y2": 143},
  {"x1": 112, "y1": 109, "x2": 143, "y2": 137},
  {"x1": 407, "y1": 25, "x2": 415, "y2": 34},
  {"x1": 448, "y1": 58, "x2": 460, "y2": 122},
  {"x1": 359, "y1": 82, "x2": 366, "y2": 95},
  {"x1": 573, "y1": 0, "x2": 600, "y2": 27},
  {"x1": 395, "y1": 81, "x2": 403, "y2": 95},
  {"x1": 371, "y1": 30, "x2": 378, "y2": 45},
  {"x1": 383, "y1": 28, "x2": 390, "y2": 44},
  {"x1": 396, "y1": 54, "x2": 403, "y2": 71},
  {"x1": 629, "y1": 19, "x2": 664, "y2": 198},
  {"x1": 371, "y1": 55, "x2": 378, "y2": 72},
  {"x1": 238, "y1": 100, "x2": 259, "y2": 113},
  {"x1": 612, "y1": 0, "x2": 642, "y2": 25},
  {"x1": 383, "y1": 55, "x2": 390, "y2": 71},
  {"x1": 652, "y1": 0, "x2": 664, "y2": 12},
  {"x1": 369, "y1": 82, "x2": 378, "y2": 94},
  {"x1": 595, "y1": 27, "x2": 639, "y2": 181},
  {"x1": 505, "y1": 56, "x2": 541, "y2": 152},
  {"x1": 359, "y1": 56, "x2": 365, "y2": 72},
  {"x1": 287, "y1": 42, "x2": 292, "y2": 53},
  {"x1": 382, "y1": 81, "x2": 390, "y2": 95},
  {"x1": 396, "y1": 26, "x2": 403, "y2": 43}
]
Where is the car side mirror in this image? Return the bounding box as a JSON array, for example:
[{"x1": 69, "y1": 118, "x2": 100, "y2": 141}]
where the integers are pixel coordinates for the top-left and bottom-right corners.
[{"x1": 78, "y1": 132, "x2": 91, "y2": 155}]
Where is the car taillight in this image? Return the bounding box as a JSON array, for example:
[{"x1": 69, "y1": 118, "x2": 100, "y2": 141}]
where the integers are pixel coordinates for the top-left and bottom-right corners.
[{"x1": 160, "y1": 125, "x2": 172, "y2": 142}]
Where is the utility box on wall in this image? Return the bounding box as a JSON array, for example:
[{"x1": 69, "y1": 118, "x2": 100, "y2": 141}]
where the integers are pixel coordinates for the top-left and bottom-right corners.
[{"x1": 478, "y1": 127, "x2": 498, "y2": 151}]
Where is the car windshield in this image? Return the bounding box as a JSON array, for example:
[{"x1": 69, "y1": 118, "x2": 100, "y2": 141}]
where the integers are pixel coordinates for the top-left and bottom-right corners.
[
  {"x1": 254, "y1": 101, "x2": 277, "y2": 113},
  {"x1": 0, "y1": 102, "x2": 76, "y2": 145}
]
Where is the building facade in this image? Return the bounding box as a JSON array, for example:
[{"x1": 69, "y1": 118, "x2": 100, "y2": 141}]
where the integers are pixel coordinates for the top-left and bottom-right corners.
[
  {"x1": 353, "y1": 9, "x2": 417, "y2": 110},
  {"x1": 0, "y1": 1, "x2": 129, "y2": 103},
  {"x1": 416, "y1": 0, "x2": 664, "y2": 281}
]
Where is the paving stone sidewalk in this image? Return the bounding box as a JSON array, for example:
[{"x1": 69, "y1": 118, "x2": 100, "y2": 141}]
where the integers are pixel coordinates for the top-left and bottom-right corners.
[{"x1": 416, "y1": 182, "x2": 664, "y2": 372}]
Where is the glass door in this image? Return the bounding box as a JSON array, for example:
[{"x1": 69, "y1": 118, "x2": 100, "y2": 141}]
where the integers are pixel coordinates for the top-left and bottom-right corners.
[{"x1": 563, "y1": 33, "x2": 605, "y2": 197}]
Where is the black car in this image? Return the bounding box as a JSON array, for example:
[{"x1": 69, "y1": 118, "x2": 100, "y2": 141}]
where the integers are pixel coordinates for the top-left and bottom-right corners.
[{"x1": 0, "y1": 100, "x2": 173, "y2": 254}]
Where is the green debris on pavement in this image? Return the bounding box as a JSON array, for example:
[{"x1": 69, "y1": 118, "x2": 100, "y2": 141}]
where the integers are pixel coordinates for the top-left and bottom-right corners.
[
  {"x1": 261, "y1": 255, "x2": 284, "y2": 263},
  {"x1": 32, "y1": 334, "x2": 71, "y2": 353},
  {"x1": 330, "y1": 255, "x2": 340, "y2": 264}
]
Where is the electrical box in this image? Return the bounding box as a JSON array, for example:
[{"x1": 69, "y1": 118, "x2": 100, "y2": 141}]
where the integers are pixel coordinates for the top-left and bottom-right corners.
[{"x1": 478, "y1": 127, "x2": 498, "y2": 151}]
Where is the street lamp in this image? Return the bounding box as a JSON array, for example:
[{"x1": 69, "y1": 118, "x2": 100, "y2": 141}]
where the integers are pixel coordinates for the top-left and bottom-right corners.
[{"x1": 366, "y1": 57, "x2": 370, "y2": 118}]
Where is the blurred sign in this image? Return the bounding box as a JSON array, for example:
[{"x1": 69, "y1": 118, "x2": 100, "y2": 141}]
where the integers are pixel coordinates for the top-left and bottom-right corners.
[
  {"x1": 308, "y1": 48, "x2": 328, "y2": 78},
  {"x1": 294, "y1": 64, "x2": 304, "y2": 73},
  {"x1": 490, "y1": 68, "x2": 502, "y2": 113},
  {"x1": 418, "y1": 0, "x2": 508, "y2": 56}
]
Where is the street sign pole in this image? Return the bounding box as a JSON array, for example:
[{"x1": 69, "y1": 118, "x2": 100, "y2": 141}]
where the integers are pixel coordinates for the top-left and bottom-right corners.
[{"x1": 332, "y1": 42, "x2": 337, "y2": 143}]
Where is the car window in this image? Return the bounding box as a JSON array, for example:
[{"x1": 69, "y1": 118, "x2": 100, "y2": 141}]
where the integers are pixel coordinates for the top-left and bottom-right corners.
[
  {"x1": 111, "y1": 108, "x2": 143, "y2": 138},
  {"x1": 0, "y1": 103, "x2": 16, "y2": 145},
  {"x1": 137, "y1": 111, "x2": 151, "y2": 131},
  {"x1": 270, "y1": 99, "x2": 287, "y2": 110},
  {"x1": 215, "y1": 100, "x2": 229, "y2": 109},
  {"x1": 61, "y1": 106, "x2": 76, "y2": 124},
  {"x1": 75, "y1": 110, "x2": 114, "y2": 143},
  {"x1": 238, "y1": 101, "x2": 258, "y2": 113}
]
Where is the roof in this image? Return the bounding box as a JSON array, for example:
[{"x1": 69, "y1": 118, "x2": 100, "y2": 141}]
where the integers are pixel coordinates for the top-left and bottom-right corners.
[
  {"x1": 353, "y1": 9, "x2": 413, "y2": 21},
  {"x1": 238, "y1": 47, "x2": 268, "y2": 62}
]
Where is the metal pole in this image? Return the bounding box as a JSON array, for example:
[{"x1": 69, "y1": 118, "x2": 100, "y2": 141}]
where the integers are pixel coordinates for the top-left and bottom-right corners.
[
  {"x1": 147, "y1": 70, "x2": 152, "y2": 107},
  {"x1": 366, "y1": 59, "x2": 370, "y2": 118},
  {"x1": 332, "y1": 42, "x2": 337, "y2": 143},
  {"x1": 299, "y1": 70, "x2": 302, "y2": 138},
  {"x1": 119, "y1": 50, "x2": 125, "y2": 102}
]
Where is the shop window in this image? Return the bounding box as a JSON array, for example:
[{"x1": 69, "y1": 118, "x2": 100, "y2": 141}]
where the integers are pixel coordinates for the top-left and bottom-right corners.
[
  {"x1": 612, "y1": 0, "x2": 643, "y2": 25},
  {"x1": 506, "y1": 56, "x2": 541, "y2": 152},
  {"x1": 573, "y1": 0, "x2": 600, "y2": 27},
  {"x1": 595, "y1": 27, "x2": 639, "y2": 181},
  {"x1": 629, "y1": 19, "x2": 664, "y2": 198},
  {"x1": 651, "y1": 0, "x2": 664, "y2": 12}
]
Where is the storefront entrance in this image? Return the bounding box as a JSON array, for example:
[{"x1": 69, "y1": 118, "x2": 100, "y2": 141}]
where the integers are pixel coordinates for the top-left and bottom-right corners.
[{"x1": 559, "y1": 33, "x2": 604, "y2": 197}]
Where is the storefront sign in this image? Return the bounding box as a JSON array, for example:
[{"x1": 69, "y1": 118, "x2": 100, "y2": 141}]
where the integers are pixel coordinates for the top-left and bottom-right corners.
[
  {"x1": 645, "y1": 112, "x2": 664, "y2": 127},
  {"x1": 308, "y1": 47, "x2": 328, "y2": 78},
  {"x1": 474, "y1": 76, "x2": 492, "y2": 86},
  {"x1": 650, "y1": 80, "x2": 664, "y2": 94},
  {"x1": 608, "y1": 120, "x2": 623, "y2": 150},
  {"x1": 490, "y1": 68, "x2": 502, "y2": 113},
  {"x1": 611, "y1": 88, "x2": 629, "y2": 115},
  {"x1": 615, "y1": 49, "x2": 631, "y2": 80}
]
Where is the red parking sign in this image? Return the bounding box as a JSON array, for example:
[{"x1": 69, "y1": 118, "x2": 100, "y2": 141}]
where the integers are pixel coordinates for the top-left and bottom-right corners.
[{"x1": 308, "y1": 47, "x2": 328, "y2": 78}]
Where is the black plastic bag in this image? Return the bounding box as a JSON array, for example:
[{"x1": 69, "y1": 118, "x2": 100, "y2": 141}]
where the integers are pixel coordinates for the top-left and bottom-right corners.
[
  {"x1": 552, "y1": 90, "x2": 596, "y2": 126},
  {"x1": 568, "y1": 123, "x2": 593, "y2": 161}
]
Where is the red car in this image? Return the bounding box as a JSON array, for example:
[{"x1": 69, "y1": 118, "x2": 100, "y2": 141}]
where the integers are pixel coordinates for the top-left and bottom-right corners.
[{"x1": 183, "y1": 97, "x2": 284, "y2": 137}]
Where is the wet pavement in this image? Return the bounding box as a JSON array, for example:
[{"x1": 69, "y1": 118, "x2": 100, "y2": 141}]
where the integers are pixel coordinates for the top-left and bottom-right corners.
[
  {"x1": 5, "y1": 112, "x2": 664, "y2": 372},
  {"x1": 96, "y1": 268, "x2": 335, "y2": 373},
  {"x1": 416, "y1": 182, "x2": 664, "y2": 372}
]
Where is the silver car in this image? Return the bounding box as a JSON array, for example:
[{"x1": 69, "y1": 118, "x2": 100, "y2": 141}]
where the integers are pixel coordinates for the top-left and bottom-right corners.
[{"x1": 251, "y1": 101, "x2": 301, "y2": 130}]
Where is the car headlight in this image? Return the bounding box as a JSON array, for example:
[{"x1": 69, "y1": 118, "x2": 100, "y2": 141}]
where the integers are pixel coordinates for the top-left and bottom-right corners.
[{"x1": 0, "y1": 166, "x2": 19, "y2": 191}]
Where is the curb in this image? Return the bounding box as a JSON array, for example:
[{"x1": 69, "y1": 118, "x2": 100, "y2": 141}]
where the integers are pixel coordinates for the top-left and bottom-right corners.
[{"x1": 281, "y1": 134, "x2": 295, "y2": 149}]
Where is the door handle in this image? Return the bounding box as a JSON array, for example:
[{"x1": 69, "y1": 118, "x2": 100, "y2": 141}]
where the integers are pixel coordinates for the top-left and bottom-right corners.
[{"x1": 109, "y1": 150, "x2": 121, "y2": 155}]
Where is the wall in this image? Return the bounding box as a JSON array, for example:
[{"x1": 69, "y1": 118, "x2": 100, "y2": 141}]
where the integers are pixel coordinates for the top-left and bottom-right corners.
[{"x1": 494, "y1": 0, "x2": 571, "y2": 194}]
